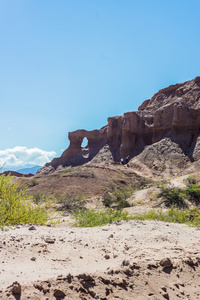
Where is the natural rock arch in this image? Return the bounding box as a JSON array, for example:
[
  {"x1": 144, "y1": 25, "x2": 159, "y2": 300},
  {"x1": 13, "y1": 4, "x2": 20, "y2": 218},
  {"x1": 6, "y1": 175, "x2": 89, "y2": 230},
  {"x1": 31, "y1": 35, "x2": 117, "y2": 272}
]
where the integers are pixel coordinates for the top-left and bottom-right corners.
[{"x1": 44, "y1": 76, "x2": 200, "y2": 169}]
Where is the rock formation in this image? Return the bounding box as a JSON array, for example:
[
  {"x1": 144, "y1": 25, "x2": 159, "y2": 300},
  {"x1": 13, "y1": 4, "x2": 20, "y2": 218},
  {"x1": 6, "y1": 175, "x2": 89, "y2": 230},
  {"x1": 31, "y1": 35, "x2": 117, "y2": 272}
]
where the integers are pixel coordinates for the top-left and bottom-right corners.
[{"x1": 45, "y1": 76, "x2": 200, "y2": 170}]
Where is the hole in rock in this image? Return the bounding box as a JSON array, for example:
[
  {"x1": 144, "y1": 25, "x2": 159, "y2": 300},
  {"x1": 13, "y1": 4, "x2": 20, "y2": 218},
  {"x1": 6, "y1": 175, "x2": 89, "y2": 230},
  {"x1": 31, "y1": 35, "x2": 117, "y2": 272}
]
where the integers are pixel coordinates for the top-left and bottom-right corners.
[{"x1": 81, "y1": 137, "x2": 88, "y2": 148}]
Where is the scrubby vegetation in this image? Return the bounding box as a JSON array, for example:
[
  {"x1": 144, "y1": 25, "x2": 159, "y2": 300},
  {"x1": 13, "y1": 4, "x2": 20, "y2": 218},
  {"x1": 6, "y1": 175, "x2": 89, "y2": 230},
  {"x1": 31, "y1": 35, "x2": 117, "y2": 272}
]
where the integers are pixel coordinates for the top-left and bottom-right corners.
[
  {"x1": 33, "y1": 191, "x2": 54, "y2": 205},
  {"x1": 0, "y1": 174, "x2": 53, "y2": 228},
  {"x1": 73, "y1": 208, "x2": 129, "y2": 227},
  {"x1": 157, "y1": 184, "x2": 186, "y2": 207},
  {"x1": 61, "y1": 167, "x2": 75, "y2": 173},
  {"x1": 184, "y1": 175, "x2": 197, "y2": 185},
  {"x1": 73, "y1": 177, "x2": 200, "y2": 228},
  {"x1": 102, "y1": 187, "x2": 133, "y2": 209},
  {"x1": 132, "y1": 206, "x2": 200, "y2": 226},
  {"x1": 132, "y1": 177, "x2": 154, "y2": 190},
  {"x1": 29, "y1": 179, "x2": 39, "y2": 187},
  {"x1": 58, "y1": 192, "x2": 86, "y2": 212},
  {"x1": 2, "y1": 169, "x2": 200, "y2": 229},
  {"x1": 185, "y1": 184, "x2": 200, "y2": 205},
  {"x1": 73, "y1": 205, "x2": 200, "y2": 227},
  {"x1": 157, "y1": 177, "x2": 200, "y2": 207}
]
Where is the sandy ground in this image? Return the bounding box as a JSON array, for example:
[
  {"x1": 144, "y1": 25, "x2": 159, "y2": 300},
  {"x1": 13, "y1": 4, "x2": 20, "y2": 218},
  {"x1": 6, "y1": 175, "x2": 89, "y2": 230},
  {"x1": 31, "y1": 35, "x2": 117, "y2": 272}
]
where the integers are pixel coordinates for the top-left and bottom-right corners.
[{"x1": 1, "y1": 220, "x2": 200, "y2": 299}]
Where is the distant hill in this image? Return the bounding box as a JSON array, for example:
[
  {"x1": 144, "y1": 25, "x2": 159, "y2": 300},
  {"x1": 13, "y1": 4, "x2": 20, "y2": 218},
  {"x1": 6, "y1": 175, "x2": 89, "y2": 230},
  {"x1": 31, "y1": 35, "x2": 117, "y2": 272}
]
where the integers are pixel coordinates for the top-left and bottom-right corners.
[
  {"x1": 16, "y1": 165, "x2": 42, "y2": 174},
  {"x1": 2, "y1": 164, "x2": 42, "y2": 175}
]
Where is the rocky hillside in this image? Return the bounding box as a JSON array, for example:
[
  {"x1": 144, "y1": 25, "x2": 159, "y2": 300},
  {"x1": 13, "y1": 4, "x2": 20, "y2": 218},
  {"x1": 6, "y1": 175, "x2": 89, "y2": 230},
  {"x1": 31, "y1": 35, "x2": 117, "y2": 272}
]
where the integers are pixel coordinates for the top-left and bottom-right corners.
[{"x1": 40, "y1": 76, "x2": 200, "y2": 177}]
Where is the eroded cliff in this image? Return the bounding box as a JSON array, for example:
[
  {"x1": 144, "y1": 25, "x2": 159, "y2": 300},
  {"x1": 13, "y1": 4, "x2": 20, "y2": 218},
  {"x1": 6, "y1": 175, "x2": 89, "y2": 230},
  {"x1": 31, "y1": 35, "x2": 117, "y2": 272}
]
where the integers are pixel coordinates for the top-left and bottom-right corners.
[{"x1": 45, "y1": 76, "x2": 200, "y2": 170}]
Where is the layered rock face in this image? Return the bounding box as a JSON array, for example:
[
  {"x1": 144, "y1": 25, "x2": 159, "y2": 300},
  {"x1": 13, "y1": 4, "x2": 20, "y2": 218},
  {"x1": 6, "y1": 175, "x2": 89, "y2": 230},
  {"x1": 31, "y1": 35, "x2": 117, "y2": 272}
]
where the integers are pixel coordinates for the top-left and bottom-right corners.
[{"x1": 46, "y1": 76, "x2": 200, "y2": 169}]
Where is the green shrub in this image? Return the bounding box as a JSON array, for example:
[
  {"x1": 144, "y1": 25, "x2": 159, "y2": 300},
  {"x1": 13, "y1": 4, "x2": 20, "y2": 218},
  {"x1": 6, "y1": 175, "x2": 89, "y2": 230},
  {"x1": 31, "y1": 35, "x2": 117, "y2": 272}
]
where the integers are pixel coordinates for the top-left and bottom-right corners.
[
  {"x1": 132, "y1": 206, "x2": 200, "y2": 226},
  {"x1": 102, "y1": 191, "x2": 113, "y2": 207},
  {"x1": 166, "y1": 205, "x2": 189, "y2": 223},
  {"x1": 29, "y1": 179, "x2": 38, "y2": 187},
  {"x1": 73, "y1": 205, "x2": 200, "y2": 228},
  {"x1": 132, "y1": 178, "x2": 154, "y2": 190},
  {"x1": 33, "y1": 191, "x2": 53, "y2": 205},
  {"x1": 61, "y1": 167, "x2": 75, "y2": 174},
  {"x1": 157, "y1": 182, "x2": 200, "y2": 207},
  {"x1": 132, "y1": 209, "x2": 167, "y2": 222},
  {"x1": 157, "y1": 184, "x2": 186, "y2": 207},
  {"x1": 0, "y1": 174, "x2": 50, "y2": 227},
  {"x1": 73, "y1": 208, "x2": 129, "y2": 227},
  {"x1": 102, "y1": 187, "x2": 133, "y2": 209},
  {"x1": 33, "y1": 192, "x2": 43, "y2": 204},
  {"x1": 58, "y1": 193, "x2": 86, "y2": 212},
  {"x1": 186, "y1": 184, "x2": 200, "y2": 205},
  {"x1": 185, "y1": 176, "x2": 197, "y2": 185},
  {"x1": 114, "y1": 188, "x2": 133, "y2": 209}
]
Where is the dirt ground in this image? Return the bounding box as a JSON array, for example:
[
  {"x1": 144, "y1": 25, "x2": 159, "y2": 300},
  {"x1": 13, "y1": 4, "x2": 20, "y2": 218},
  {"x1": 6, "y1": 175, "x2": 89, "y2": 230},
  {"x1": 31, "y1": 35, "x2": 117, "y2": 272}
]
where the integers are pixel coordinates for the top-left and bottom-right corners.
[
  {"x1": 23, "y1": 163, "x2": 144, "y2": 198},
  {"x1": 2, "y1": 164, "x2": 200, "y2": 299},
  {"x1": 1, "y1": 219, "x2": 200, "y2": 299}
]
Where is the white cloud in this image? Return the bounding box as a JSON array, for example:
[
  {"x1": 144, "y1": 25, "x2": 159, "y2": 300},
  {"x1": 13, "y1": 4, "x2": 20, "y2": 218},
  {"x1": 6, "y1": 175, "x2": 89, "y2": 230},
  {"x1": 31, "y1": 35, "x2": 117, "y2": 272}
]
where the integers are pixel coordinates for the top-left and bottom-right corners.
[{"x1": 0, "y1": 147, "x2": 56, "y2": 169}]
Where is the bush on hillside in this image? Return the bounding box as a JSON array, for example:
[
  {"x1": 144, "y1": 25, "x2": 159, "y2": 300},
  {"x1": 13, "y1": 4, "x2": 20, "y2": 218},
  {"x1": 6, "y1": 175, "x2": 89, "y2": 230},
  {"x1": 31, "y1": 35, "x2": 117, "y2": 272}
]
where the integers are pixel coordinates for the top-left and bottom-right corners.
[
  {"x1": 0, "y1": 174, "x2": 50, "y2": 227},
  {"x1": 157, "y1": 184, "x2": 187, "y2": 208},
  {"x1": 102, "y1": 187, "x2": 133, "y2": 209},
  {"x1": 186, "y1": 184, "x2": 200, "y2": 205},
  {"x1": 184, "y1": 176, "x2": 197, "y2": 185},
  {"x1": 58, "y1": 192, "x2": 86, "y2": 212}
]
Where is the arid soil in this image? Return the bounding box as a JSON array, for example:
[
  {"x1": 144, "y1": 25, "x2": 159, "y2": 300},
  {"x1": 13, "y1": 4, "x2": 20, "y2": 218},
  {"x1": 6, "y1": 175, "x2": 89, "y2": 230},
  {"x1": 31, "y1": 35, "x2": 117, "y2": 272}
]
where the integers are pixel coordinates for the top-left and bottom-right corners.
[
  {"x1": 1, "y1": 220, "x2": 200, "y2": 299},
  {"x1": 2, "y1": 163, "x2": 200, "y2": 299},
  {"x1": 25, "y1": 163, "x2": 144, "y2": 198}
]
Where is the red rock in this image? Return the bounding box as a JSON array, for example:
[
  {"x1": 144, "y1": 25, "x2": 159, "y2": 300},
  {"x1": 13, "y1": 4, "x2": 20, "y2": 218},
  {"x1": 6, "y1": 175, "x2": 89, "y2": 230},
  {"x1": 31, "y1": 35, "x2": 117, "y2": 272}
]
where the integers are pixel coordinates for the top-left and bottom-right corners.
[{"x1": 41, "y1": 76, "x2": 200, "y2": 171}]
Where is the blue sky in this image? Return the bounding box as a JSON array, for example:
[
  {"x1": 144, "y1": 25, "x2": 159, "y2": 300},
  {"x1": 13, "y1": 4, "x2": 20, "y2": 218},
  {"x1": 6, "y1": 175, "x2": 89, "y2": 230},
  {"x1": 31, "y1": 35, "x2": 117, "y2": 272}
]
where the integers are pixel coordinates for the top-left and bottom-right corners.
[{"x1": 1, "y1": 0, "x2": 200, "y2": 168}]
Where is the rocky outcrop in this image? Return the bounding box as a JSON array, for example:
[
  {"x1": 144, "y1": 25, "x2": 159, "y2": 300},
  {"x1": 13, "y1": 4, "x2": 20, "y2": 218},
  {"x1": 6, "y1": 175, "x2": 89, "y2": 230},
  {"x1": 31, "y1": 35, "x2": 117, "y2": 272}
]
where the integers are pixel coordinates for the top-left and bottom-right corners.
[
  {"x1": 45, "y1": 76, "x2": 200, "y2": 170},
  {"x1": 129, "y1": 138, "x2": 191, "y2": 177}
]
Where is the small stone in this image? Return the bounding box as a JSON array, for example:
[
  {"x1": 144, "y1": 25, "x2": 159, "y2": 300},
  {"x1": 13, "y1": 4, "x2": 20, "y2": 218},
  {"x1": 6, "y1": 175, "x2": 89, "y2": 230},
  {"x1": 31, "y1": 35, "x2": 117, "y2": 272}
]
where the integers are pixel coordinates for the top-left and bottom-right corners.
[
  {"x1": 159, "y1": 286, "x2": 169, "y2": 299},
  {"x1": 29, "y1": 225, "x2": 36, "y2": 230},
  {"x1": 11, "y1": 282, "x2": 21, "y2": 295},
  {"x1": 184, "y1": 257, "x2": 194, "y2": 265},
  {"x1": 53, "y1": 289, "x2": 66, "y2": 297},
  {"x1": 160, "y1": 258, "x2": 173, "y2": 268},
  {"x1": 31, "y1": 257, "x2": 36, "y2": 261},
  {"x1": 115, "y1": 220, "x2": 122, "y2": 225},
  {"x1": 34, "y1": 283, "x2": 43, "y2": 291},
  {"x1": 180, "y1": 291, "x2": 185, "y2": 295},
  {"x1": 162, "y1": 292, "x2": 169, "y2": 299},
  {"x1": 105, "y1": 254, "x2": 110, "y2": 259},
  {"x1": 44, "y1": 237, "x2": 56, "y2": 244},
  {"x1": 16, "y1": 238, "x2": 23, "y2": 242},
  {"x1": 122, "y1": 260, "x2": 130, "y2": 266}
]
